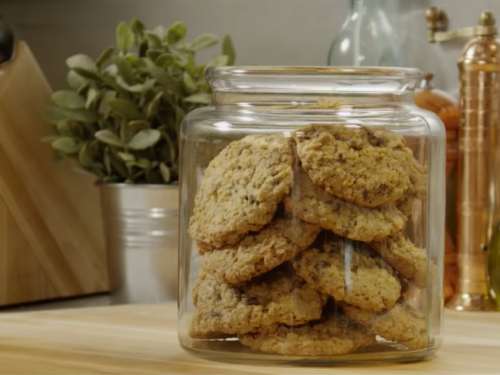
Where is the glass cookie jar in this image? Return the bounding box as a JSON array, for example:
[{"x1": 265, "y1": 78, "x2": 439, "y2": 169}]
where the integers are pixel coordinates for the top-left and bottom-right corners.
[{"x1": 178, "y1": 67, "x2": 445, "y2": 364}]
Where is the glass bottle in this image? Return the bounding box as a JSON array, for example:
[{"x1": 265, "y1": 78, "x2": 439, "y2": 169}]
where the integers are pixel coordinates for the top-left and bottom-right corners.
[
  {"x1": 328, "y1": 0, "x2": 405, "y2": 66},
  {"x1": 178, "y1": 66, "x2": 445, "y2": 364}
]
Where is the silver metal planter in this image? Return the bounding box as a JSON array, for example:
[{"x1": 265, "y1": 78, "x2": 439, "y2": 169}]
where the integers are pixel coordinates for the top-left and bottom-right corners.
[{"x1": 99, "y1": 184, "x2": 179, "y2": 304}]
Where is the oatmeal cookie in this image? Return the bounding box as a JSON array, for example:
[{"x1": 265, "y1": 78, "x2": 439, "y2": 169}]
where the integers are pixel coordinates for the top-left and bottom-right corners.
[
  {"x1": 188, "y1": 134, "x2": 294, "y2": 251},
  {"x1": 370, "y1": 233, "x2": 427, "y2": 288},
  {"x1": 200, "y1": 216, "x2": 321, "y2": 284},
  {"x1": 342, "y1": 303, "x2": 427, "y2": 350},
  {"x1": 293, "y1": 234, "x2": 401, "y2": 312},
  {"x1": 284, "y1": 168, "x2": 406, "y2": 242},
  {"x1": 238, "y1": 314, "x2": 376, "y2": 356},
  {"x1": 188, "y1": 313, "x2": 234, "y2": 340},
  {"x1": 189, "y1": 265, "x2": 327, "y2": 338},
  {"x1": 292, "y1": 124, "x2": 412, "y2": 208}
]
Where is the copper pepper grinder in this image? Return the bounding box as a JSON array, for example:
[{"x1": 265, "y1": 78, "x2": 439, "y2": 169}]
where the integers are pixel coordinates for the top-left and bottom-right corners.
[{"x1": 426, "y1": 7, "x2": 498, "y2": 311}]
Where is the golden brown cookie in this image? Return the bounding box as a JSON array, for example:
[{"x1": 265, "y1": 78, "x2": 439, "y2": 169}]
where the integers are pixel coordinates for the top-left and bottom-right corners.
[
  {"x1": 292, "y1": 124, "x2": 412, "y2": 208},
  {"x1": 200, "y1": 216, "x2": 321, "y2": 284},
  {"x1": 293, "y1": 233, "x2": 401, "y2": 312},
  {"x1": 238, "y1": 313, "x2": 376, "y2": 356},
  {"x1": 284, "y1": 168, "x2": 406, "y2": 242},
  {"x1": 342, "y1": 303, "x2": 428, "y2": 350},
  {"x1": 370, "y1": 233, "x2": 427, "y2": 288},
  {"x1": 189, "y1": 265, "x2": 327, "y2": 338},
  {"x1": 188, "y1": 134, "x2": 294, "y2": 251}
]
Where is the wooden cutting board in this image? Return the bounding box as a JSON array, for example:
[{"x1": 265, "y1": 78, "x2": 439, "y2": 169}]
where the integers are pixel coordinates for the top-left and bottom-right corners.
[
  {"x1": 0, "y1": 41, "x2": 108, "y2": 306},
  {"x1": 0, "y1": 302, "x2": 499, "y2": 374}
]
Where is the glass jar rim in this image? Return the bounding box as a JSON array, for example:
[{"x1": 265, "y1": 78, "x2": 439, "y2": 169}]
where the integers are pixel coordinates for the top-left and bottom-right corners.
[{"x1": 207, "y1": 66, "x2": 423, "y2": 80}]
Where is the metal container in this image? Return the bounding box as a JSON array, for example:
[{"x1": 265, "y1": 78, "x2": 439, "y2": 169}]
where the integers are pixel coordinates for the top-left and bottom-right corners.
[
  {"x1": 426, "y1": 8, "x2": 499, "y2": 311},
  {"x1": 100, "y1": 184, "x2": 179, "y2": 304}
]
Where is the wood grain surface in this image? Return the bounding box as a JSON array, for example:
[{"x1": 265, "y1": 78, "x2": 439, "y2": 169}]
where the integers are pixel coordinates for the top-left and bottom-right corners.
[
  {"x1": 0, "y1": 41, "x2": 108, "y2": 306},
  {"x1": 0, "y1": 302, "x2": 499, "y2": 374}
]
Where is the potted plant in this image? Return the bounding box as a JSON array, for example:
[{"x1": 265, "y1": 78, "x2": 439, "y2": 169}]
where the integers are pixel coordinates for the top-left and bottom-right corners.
[{"x1": 44, "y1": 19, "x2": 236, "y2": 304}]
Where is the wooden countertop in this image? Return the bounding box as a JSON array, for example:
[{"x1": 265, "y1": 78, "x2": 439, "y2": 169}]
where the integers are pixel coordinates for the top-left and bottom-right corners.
[{"x1": 0, "y1": 302, "x2": 499, "y2": 374}]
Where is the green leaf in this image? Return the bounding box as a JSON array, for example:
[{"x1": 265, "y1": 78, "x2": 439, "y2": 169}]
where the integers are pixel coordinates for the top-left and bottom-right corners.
[
  {"x1": 115, "y1": 76, "x2": 143, "y2": 93},
  {"x1": 116, "y1": 77, "x2": 155, "y2": 93},
  {"x1": 146, "y1": 91, "x2": 163, "y2": 120},
  {"x1": 66, "y1": 54, "x2": 97, "y2": 72},
  {"x1": 103, "y1": 64, "x2": 118, "y2": 76},
  {"x1": 107, "y1": 147, "x2": 129, "y2": 178},
  {"x1": 67, "y1": 70, "x2": 87, "y2": 90},
  {"x1": 98, "y1": 91, "x2": 117, "y2": 117},
  {"x1": 189, "y1": 33, "x2": 219, "y2": 51},
  {"x1": 78, "y1": 142, "x2": 94, "y2": 168},
  {"x1": 76, "y1": 80, "x2": 90, "y2": 96},
  {"x1": 104, "y1": 149, "x2": 112, "y2": 174},
  {"x1": 52, "y1": 90, "x2": 86, "y2": 110},
  {"x1": 95, "y1": 130, "x2": 124, "y2": 147},
  {"x1": 56, "y1": 119, "x2": 79, "y2": 137},
  {"x1": 116, "y1": 21, "x2": 134, "y2": 54},
  {"x1": 155, "y1": 53, "x2": 174, "y2": 69},
  {"x1": 112, "y1": 55, "x2": 136, "y2": 84},
  {"x1": 183, "y1": 92, "x2": 212, "y2": 104},
  {"x1": 72, "y1": 67, "x2": 102, "y2": 81},
  {"x1": 128, "y1": 129, "x2": 161, "y2": 150},
  {"x1": 51, "y1": 137, "x2": 80, "y2": 154},
  {"x1": 182, "y1": 72, "x2": 197, "y2": 94},
  {"x1": 145, "y1": 31, "x2": 162, "y2": 49},
  {"x1": 160, "y1": 162, "x2": 171, "y2": 183},
  {"x1": 119, "y1": 118, "x2": 133, "y2": 143},
  {"x1": 174, "y1": 105, "x2": 185, "y2": 129},
  {"x1": 85, "y1": 88, "x2": 101, "y2": 110},
  {"x1": 118, "y1": 152, "x2": 136, "y2": 162},
  {"x1": 197, "y1": 77, "x2": 209, "y2": 92},
  {"x1": 100, "y1": 74, "x2": 126, "y2": 94},
  {"x1": 63, "y1": 108, "x2": 98, "y2": 123},
  {"x1": 108, "y1": 98, "x2": 143, "y2": 119},
  {"x1": 131, "y1": 18, "x2": 147, "y2": 44},
  {"x1": 166, "y1": 22, "x2": 186, "y2": 44},
  {"x1": 144, "y1": 59, "x2": 181, "y2": 95},
  {"x1": 185, "y1": 54, "x2": 197, "y2": 77},
  {"x1": 126, "y1": 53, "x2": 141, "y2": 69},
  {"x1": 96, "y1": 46, "x2": 115, "y2": 69},
  {"x1": 153, "y1": 25, "x2": 167, "y2": 39},
  {"x1": 222, "y1": 34, "x2": 236, "y2": 65},
  {"x1": 159, "y1": 126, "x2": 177, "y2": 163},
  {"x1": 205, "y1": 55, "x2": 229, "y2": 71},
  {"x1": 129, "y1": 120, "x2": 151, "y2": 131},
  {"x1": 146, "y1": 49, "x2": 162, "y2": 62},
  {"x1": 130, "y1": 158, "x2": 150, "y2": 169}
]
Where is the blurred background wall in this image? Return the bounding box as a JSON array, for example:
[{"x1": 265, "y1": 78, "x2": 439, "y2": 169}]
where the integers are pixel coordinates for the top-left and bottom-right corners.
[{"x1": 2, "y1": 0, "x2": 499, "y2": 95}]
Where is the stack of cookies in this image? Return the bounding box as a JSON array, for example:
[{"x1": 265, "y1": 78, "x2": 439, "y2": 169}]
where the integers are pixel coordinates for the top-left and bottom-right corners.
[{"x1": 187, "y1": 124, "x2": 429, "y2": 356}]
